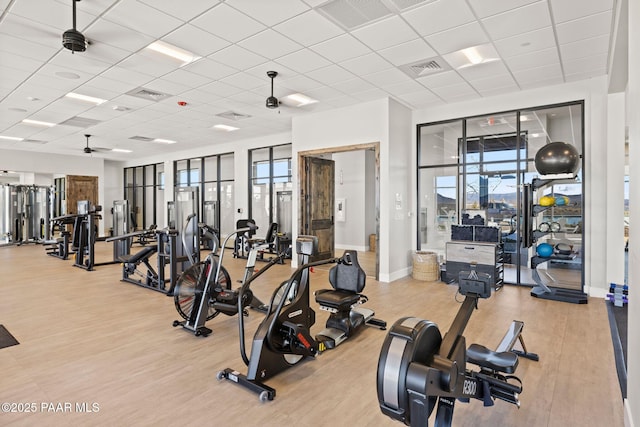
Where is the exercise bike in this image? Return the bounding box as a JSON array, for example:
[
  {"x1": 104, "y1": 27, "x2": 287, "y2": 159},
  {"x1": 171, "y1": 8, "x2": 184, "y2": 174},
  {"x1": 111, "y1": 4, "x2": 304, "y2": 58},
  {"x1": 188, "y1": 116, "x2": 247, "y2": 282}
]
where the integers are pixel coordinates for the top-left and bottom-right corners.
[
  {"x1": 172, "y1": 222, "x2": 286, "y2": 337},
  {"x1": 377, "y1": 265, "x2": 538, "y2": 427},
  {"x1": 218, "y1": 236, "x2": 386, "y2": 401}
]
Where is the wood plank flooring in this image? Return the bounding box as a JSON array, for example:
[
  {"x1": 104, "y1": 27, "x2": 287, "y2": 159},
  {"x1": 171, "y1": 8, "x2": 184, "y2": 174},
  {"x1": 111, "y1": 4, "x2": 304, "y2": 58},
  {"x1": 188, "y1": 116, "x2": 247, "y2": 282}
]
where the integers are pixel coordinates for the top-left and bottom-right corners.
[{"x1": 0, "y1": 243, "x2": 624, "y2": 426}]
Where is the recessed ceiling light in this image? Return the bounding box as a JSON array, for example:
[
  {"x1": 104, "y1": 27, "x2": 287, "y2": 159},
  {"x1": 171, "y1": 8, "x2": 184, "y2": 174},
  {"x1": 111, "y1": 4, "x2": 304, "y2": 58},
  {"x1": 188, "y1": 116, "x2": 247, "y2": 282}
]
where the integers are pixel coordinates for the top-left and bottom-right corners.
[
  {"x1": 65, "y1": 92, "x2": 107, "y2": 105},
  {"x1": 22, "y1": 119, "x2": 56, "y2": 127},
  {"x1": 531, "y1": 133, "x2": 541, "y2": 137},
  {"x1": 153, "y1": 138, "x2": 177, "y2": 144},
  {"x1": 443, "y1": 44, "x2": 500, "y2": 70},
  {"x1": 520, "y1": 115, "x2": 529, "y2": 121},
  {"x1": 145, "y1": 40, "x2": 202, "y2": 66},
  {"x1": 55, "y1": 71, "x2": 80, "y2": 79},
  {"x1": 282, "y1": 93, "x2": 318, "y2": 107},
  {"x1": 0, "y1": 135, "x2": 24, "y2": 141},
  {"x1": 213, "y1": 124, "x2": 239, "y2": 132},
  {"x1": 112, "y1": 148, "x2": 132, "y2": 153}
]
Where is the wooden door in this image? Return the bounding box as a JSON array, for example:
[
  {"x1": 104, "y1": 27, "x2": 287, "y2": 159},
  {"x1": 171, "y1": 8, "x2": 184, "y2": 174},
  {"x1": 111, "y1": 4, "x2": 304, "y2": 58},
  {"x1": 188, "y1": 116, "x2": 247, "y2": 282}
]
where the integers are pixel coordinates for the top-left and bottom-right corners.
[
  {"x1": 66, "y1": 175, "x2": 99, "y2": 214},
  {"x1": 303, "y1": 157, "x2": 334, "y2": 261}
]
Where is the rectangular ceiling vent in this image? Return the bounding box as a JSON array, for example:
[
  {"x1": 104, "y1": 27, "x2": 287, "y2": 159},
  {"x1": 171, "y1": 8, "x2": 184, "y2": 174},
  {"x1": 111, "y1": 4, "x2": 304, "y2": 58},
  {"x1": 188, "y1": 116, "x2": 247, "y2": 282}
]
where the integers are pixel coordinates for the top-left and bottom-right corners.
[
  {"x1": 215, "y1": 111, "x2": 252, "y2": 121},
  {"x1": 317, "y1": 0, "x2": 393, "y2": 30},
  {"x1": 399, "y1": 57, "x2": 451, "y2": 78},
  {"x1": 22, "y1": 139, "x2": 47, "y2": 144},
  {"x1": 129, "y1": 135, "x2": 155, "y2": 142},
  {"x1": 59, "y1": 116, "x2": 102, "y2": 128},
  {"x1": 125, "y1": 87, "x2": 172, "y2": 102}
]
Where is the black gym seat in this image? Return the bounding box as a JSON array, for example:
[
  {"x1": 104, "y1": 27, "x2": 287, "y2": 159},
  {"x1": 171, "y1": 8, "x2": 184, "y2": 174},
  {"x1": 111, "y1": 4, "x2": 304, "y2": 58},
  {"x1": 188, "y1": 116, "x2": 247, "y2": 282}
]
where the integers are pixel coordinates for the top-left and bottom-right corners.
[
  {"x1": 119, "y1": 245, "x2": 157, "y2": 264},
  {"x1": 466, "y1": 343, "x2": 519, "y2": 374}
]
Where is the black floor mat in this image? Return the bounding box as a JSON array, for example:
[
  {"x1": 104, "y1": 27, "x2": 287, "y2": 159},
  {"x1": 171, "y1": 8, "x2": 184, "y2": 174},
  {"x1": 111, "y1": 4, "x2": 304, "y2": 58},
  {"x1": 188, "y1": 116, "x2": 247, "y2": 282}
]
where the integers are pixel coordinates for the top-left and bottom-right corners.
[
  {"x1": 606, "y1": 301, "x2": 627, "y2": 399},
  {"x1": 0, "y1": 325, "x2": 19, "y2": 349}
]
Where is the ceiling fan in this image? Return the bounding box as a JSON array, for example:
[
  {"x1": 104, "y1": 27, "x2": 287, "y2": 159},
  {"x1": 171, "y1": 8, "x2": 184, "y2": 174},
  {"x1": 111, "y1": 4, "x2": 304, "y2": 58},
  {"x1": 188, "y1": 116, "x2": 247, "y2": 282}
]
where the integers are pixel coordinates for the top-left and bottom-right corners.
[
  {"x1": 62, "y1": 0, "x2": 88, "y2": 53},
  {"x1": 83, "y1": 134, "x2": 107, "y2": 154},
  {"x1": 265, "y1": 71, "x2": 279, "y2": 109}
]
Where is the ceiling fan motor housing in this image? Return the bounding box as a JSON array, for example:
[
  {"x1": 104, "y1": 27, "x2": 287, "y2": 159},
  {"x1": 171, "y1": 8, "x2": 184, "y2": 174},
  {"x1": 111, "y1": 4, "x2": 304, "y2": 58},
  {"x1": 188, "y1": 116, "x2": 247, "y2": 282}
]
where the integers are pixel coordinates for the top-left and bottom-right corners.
[
  {"x1": 266, "y1": 96, "x2": 279, "y2": 109},
  {"x1": 63, "y1": 28, "x2": 87, "y2": 52}
]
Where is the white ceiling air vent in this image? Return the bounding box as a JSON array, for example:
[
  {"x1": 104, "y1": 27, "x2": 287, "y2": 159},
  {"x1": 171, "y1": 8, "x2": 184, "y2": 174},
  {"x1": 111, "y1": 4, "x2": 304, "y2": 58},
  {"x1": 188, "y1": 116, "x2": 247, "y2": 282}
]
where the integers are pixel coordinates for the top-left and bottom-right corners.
[
  {"x1": 59, "y1": 116, "x2": 102, "y2": 127},
  {"x1": 129, "y1": 136, "x2": 155, "y2": 142},
  {"x1": 125, "y1": 87, "x2": 172, "y2": 102},
  {"x1": 399, "y1": 57, "x2": 451, "y2": 79},
  {"x1": 215, "y1": 111, "x2": 252, "y2": 121},
  {"x1": 317, "y1": 0, "x2": 393, "y2": 30}
]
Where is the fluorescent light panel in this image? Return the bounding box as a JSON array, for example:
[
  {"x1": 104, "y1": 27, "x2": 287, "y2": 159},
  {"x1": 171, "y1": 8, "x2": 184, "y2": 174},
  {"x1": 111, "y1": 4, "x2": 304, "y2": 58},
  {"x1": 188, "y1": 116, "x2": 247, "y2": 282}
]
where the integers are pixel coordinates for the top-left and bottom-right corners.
[
  {"x1": 65, "y1": 92, "x2": 107, "y2": 105},
  {"x1": 0, "y1": 135, "x2": 24, "y2": 141},
  {"x1": 112, "y1": 148, "x2": 132, "y2": 153},
  {"x1": 153, "y1": 138, "x2": 177, "y2": 144},
  {"x1": 145, "y1": 40, "x2": 201, "y2": 66},
  {"x1": 282, "y1": 93, "x2": 318, "y2": 107},
  {"x1": 22, "y1": 119, "x2": 55, "y2": 127},
  {"x1": 213, "y1": 124, "x2": 239, "y2": 132},
  {"x1": 443, "y1": 43, "x2": 500, "y2": 70}
]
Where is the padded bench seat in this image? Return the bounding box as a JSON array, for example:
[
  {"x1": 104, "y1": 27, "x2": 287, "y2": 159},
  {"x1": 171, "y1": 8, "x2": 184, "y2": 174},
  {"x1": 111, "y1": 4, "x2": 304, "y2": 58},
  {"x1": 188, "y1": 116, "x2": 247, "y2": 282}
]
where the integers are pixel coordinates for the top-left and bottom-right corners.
[
  {"x1": 119, "y1": 246, "x2": 157, "y2": 264},
  {"x1": 315, "y1": 289, "x2": 361, "y2": 311},
  {"x1": 466, "y1": 343, "x2": 519, "y2": 374}
]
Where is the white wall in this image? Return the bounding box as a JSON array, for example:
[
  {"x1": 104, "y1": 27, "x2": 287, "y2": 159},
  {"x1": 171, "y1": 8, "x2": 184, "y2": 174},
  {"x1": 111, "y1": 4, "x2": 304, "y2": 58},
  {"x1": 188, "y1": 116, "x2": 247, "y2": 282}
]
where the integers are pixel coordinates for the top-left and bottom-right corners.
[{"x1": 334, "y1": 150, "x2": 366, "y2": 250}]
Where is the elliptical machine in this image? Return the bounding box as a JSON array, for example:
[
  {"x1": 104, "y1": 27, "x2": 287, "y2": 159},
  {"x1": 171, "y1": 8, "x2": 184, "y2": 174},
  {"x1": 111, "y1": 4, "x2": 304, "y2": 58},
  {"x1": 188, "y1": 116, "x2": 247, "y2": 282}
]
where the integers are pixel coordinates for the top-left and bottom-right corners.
[{"x1": 377, "y1": 264, "x2": 537, "y2": 426}]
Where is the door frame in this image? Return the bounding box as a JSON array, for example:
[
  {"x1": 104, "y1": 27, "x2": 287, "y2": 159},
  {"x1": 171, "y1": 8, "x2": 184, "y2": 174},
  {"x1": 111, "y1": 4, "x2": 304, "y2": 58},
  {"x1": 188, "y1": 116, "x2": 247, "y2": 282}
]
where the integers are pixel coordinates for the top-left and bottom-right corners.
[{"x1": 298, "y1": 142, "x2": 380, "y2": 280}]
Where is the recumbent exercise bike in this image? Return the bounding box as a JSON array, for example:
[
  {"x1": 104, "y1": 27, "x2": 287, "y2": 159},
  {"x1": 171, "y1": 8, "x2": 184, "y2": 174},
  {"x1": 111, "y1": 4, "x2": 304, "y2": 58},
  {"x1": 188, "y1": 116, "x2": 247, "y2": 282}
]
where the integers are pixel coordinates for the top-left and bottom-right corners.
[{"x1": 377, "y1": 264, "x2": 538, "y2": 426}]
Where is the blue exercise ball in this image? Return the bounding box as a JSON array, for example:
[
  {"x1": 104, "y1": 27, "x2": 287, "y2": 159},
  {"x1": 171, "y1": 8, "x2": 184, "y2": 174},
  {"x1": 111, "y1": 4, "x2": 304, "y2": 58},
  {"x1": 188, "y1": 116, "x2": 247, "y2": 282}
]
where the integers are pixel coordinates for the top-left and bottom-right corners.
[
  {"x1": 536, "y1": 243, "x2": 554, "y2": 257},
  {"x1": 534, "y1": 141, "x2": 580, "y2": 175}
]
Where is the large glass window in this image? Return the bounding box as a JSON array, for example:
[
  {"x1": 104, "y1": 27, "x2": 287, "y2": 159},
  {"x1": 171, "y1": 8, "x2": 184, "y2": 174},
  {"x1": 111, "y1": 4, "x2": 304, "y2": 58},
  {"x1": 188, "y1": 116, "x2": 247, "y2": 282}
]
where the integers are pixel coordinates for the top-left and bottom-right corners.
[
  {"x1": 249, "y1": 144, "x2": 292, "y2": 236},
  {"x1": 124, "y1": 163, "x2": 163, "y2": 230},
  {"x1": 418, "y1": 102, "x2": 584, "y2": 289}
]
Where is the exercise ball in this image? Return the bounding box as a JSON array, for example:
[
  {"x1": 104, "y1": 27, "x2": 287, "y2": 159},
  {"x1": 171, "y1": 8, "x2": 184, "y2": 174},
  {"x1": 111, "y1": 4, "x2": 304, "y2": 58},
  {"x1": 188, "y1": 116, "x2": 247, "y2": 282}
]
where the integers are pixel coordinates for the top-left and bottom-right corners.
[
  {"x1": 536, "y1": 243, "x2": 554, "y2": 257},
  {"x1": 554, "y1": 196, "x2": 567, "y2": 206},
  {"x1": 539, "y1": 195, "x2": 555, "y2": 207},
  {"x1": 534, "y1": 141, "x2": 580, "y2": 175}
]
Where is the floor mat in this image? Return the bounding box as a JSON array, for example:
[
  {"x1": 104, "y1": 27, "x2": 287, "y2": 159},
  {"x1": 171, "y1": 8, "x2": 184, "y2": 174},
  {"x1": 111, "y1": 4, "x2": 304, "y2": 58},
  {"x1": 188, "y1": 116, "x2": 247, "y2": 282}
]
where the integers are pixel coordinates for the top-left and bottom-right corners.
[
  {"x1": 0, "y1": 324, "x2": 19, "y2": 349},
  {"x1": 606, "y1": 301, "x2": 627, "y2": 399}
]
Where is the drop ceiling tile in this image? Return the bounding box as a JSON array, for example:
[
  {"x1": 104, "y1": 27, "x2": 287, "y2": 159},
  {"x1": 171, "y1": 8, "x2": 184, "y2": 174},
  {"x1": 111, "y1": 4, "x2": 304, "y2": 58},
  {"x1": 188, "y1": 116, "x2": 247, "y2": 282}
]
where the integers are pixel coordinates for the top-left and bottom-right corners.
[
  {"x1": 310, "y1": 34, "x2": 372, "y2": 63},
  {"x1": 352, "y1": 88, "x2": 389, "y2": 102},
  {"x1": 276, "y1": 49, "x2": 332, "y2": 73},
  {"x1": 86, "y1": 20, "x2": 155, "y2": 53},
  {"x1": 199, "y1": 81, "x2": 245, "y2": 98},
  {"x1": 550, "y1": 0, "x2": 614, "y2": 24},
  {"x1": 331, "y1": 77, "x2": 376, "y2": 94},
  {"x1": 226, "y1": 0, "x2": 310, "y2": 26},
  {"x1": 378, "y1": 38, "x2": 437, "y2": 66},
  {"x1": 274, "y1": 10, "x2": 344, "y2": 46},
  {"x1": 563, "y1": 53, "x2": 608, "y2": 75},
  {"x1": 162, "y1": 69, "x2": 212, "y2": 88},
  {"x1": 0, "y1": 33, "x2": 59, "y2": 62},
  {"x1": 519, "y1": 75, "x2": 564, "y2": 90},
  {"x1": 49, "y1": 49, "x2": 117, "y2": 76},
  {"x1": 339, "y1": 53, "x2": 393, "y2": 76},
  {"x1": 0, "y1": 14, "x2": 62, "y2": 50},
  {"x1": 228, "y1": 90, "x2": 265, "y2": 105},
  {"x1": 99, "y1": 66, "x2": 154, "y2": 88},
  {"x1": 559, "y1": 34, "x2": 609, "y2": 62},
  {"x1": 402, "y1": 0, "x2": 475, "y2": 37},
  {"x1": 277, "y1": 74, "x2": 325, "y2": 92},
  {"x1": 304, "y1": 85, "x2": 346, "y2": 101},
  {"x1": 220, "y1": 72, "x2": 266, "y2": 91},
  {"x1": 457, "y1": 61, "x2": 511, "y2": 81},
  {"x1": 467, "y1": 0, "x2": 540, "y2": 19},
  {"x1": 144, "y1": 78, "x2": 191, "y2": 98},
  {"x1": 555, "y1": 11, "x2": 613, "y2": 45},
  {"x1": 163, "y1": 24, "x2": 231, "y2": 57},
  {"x1": 478, "y1": 84, "x2": 521, "y2": 98},
  {"x1": 395, "y1": 89, "x2": 442, "y2": 108},
  {"x1": 10, "y1": 0, "x2": 90, "y2": 32},
  {"x1": 306, "y1": 65, "x2": 356, "y2": 85},
  {"x1": 482, "y1": 2, "x2": 552, "y2": 41},
  {"x1": 382, "y1": 79, "x2": 426, "y2": 96},
  {"x1": 416, "y1": 70, "x2": 466, "y2": 88},
  {"x1": 191, "y1": 3, "x2": 266, "y2": 43},
  {"x1": 565, "y1": 67, "x2": 607, "y2": 82},
  {"x1": 361, "y1": 67, "x2": 411, "y2": 87},
  {"x1": 494, "y1": 27, "x2": 557, "y2": 58},
  {"x1": 429, "y1": 82, "x2": 477, "y2": 99},
  {"x1": 351, "y1": 16, "x2": 420, "y2": 50},
  {"x1": 245, "y1": 62, "x2": 298, "y2": 81},
  {"x1": 504, "y1": 48, "x2": 560, "y2": 71},
  {"x1": 467, "y1": 73, "x2": 518, "y2": 91},
  {"x1": 238, "y1": 29, "x2": 302, "y2": 60},
  {"x1": 103, "y1": 1, "x2": 184, "y2": 38},
  {"x1": 425, "y1": 22, "x2": 489, "y2": 55},
  {"x1": 209, "y1": 45, "x2": 267, "y2": 72},
  {"x1": 138, "y1": 0, "x2": 220, "y2": 22},
  {"x1": 117, "y1": 53, "x2": 180, "y2": 78},
  {"x1": 0, "y1": 52, "x2": 42, "y2": 75},
  {"x1": 512, "y1": 62, "x2": 563, "y2": 85},
  {"x1": 182, "y1": 58, "x2": 237, "y2": 80}
]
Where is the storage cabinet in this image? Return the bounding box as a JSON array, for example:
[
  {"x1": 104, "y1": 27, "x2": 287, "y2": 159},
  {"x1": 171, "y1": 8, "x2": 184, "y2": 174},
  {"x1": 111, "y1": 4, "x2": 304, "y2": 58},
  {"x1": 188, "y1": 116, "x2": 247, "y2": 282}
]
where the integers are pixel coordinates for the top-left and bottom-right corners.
[{"x1": 445, "y1": 241, "x2": 504, "y2": 287}]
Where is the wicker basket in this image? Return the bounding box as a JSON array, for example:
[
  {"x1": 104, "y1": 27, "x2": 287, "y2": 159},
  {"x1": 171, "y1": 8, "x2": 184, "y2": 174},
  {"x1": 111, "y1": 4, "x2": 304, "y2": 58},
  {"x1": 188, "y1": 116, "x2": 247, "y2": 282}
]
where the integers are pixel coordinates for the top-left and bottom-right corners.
[{"x1": 412, "y1": 251, "x2": 439, "y2": 281}]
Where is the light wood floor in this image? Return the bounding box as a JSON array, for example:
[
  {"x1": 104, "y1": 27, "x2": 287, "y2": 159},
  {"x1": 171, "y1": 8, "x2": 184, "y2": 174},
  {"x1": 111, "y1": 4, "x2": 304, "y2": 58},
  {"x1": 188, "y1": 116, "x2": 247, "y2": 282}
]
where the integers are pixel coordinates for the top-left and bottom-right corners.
[{"x1": 0, "y1": 242, "x2": 624, "y2": 426}]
